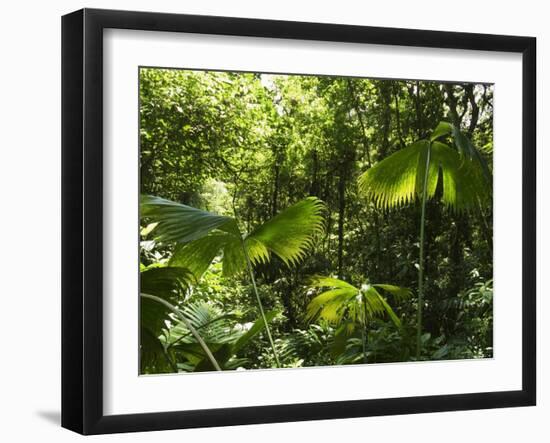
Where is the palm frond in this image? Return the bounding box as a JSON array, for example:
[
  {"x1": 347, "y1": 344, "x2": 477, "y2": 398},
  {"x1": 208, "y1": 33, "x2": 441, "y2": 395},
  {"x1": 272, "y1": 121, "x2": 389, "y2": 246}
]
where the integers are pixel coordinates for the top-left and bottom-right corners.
[
  {"x1": 363, "y1": 287, "x2": 386, "y2": 317},
  {"x1": 306, "y1": 288, "x2": 358, "y2": 323},
  {"x1": 432, "y1": 141, "x2": 491, "y2": 211},
  {"x1": 358, "y1": 140, "x2": 428, "y2": 210},
  {"x1": 141, "y1": 194, "x2": 240, "y2": 243},
  {"x1": 358, "y1": 140, "x2": 491, "y2": 212},
  {"x1": 370, "y1": 288, "x2": 402, "y2": 327},
  {"x1": 141, "y1": 293, "x2": 222, "y2": 371},
  {"x1": 247, "y1": 197, "x2": 326, "y2": 267},
  {"x1": 373, "y1": 284, "x2": 413, "y2": 301},
  {"x1": 309, "y1": 275, "x2": 357, "y2": 291},
  {"x1": 220, "y1": 235, "x2": 248, "y2": 277},
  {"x1": 165, "y1": 301, "x2": 240, "y2": 347}
]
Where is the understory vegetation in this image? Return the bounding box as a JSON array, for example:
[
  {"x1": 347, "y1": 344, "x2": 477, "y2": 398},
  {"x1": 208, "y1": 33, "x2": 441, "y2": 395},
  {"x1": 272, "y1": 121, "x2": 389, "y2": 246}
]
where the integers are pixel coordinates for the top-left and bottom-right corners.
[{"x1": 139, "y1": 68, "x2": 493, "y2": 374}]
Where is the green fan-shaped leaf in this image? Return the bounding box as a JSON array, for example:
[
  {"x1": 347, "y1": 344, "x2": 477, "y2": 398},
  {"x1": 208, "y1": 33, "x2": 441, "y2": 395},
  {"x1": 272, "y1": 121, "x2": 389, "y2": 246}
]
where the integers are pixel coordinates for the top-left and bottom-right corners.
[
  {"x1": 165, "y1": 302, "x2": 240, "y2": 347},
  {"x1": 309, "y1": 275, "x2": 357, "y2": 291},
  {"x1": 221, "y1": 235, "x2": 248, "y2": 277},
  {"x1": 358, "y1": 140, "x2": 427, "y2": 209},
  {"x1": 372, "y1": 284, "x2": 413, "y2": 301},
  {"x1": 358, "y1": 140, "x2": 491, "y2": 212},
  {"x1": 247, "y1": 197, "x2": 326, "y2": 267},
  {"x1": 306, "y1": 288, "x2": 357, "y2": 323},
  {"x1": 363, "y1": 287, "x2": 386, "y2": 318}
]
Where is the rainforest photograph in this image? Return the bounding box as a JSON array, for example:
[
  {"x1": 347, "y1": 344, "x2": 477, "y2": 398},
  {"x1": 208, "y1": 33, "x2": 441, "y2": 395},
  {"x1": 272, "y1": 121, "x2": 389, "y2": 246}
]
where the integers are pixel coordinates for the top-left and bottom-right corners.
[{"x1": 138, "y1": 67, "x2": 493, "y2": 374}]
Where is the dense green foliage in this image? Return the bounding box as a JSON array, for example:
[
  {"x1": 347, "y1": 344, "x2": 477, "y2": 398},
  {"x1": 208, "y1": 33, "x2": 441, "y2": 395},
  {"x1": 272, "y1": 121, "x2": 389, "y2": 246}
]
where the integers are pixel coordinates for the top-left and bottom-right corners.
[{"x1": 139, "y1": 68, "x2": 493, "y2": 373}]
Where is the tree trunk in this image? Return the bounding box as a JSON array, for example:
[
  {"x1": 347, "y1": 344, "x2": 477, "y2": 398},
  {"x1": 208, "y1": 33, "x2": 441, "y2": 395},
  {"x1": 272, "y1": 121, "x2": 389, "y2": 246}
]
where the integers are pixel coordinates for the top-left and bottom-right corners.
[
  {"x1": 393, "y1": 84, "x2": 405, "y2": 148},
  {"x1": 310, "y1": 149, "x2": 319, "y2": 196},
  {"x1": 272, "y1": 163, "x2": 280, "y2": 217},
  {"x1": 337, "y1": 166, "x2": 346, "y2": 278}
]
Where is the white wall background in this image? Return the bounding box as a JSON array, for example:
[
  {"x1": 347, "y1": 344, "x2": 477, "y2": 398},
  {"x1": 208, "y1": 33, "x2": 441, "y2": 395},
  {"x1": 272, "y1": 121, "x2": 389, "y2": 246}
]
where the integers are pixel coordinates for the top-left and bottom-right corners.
[{"x1": 0, "y1": 0, "x2": 546, "y2": 441}]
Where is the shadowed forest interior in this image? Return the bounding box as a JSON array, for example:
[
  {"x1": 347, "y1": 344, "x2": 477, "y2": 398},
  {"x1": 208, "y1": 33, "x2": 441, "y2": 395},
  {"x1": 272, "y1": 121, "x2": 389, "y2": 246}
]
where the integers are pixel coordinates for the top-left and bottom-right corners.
[{"x1": 139, "y1": 67, "x2": 493, "y2": 374}]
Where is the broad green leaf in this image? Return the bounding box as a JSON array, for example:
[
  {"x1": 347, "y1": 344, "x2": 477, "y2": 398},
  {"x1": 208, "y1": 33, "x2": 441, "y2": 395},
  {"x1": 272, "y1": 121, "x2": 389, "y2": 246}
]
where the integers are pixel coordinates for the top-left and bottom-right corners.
[
  {"x1": 364, "y1": 287, "x2": 386, "y2": 317},
  {"x1": 306, "y1": 288, "x2": 357, "y2": 322},
  {"x1": 373, "y1": 284, "x2": 413, "y2": 300},
  {"x1": 373, "y1": 290, "x2": 402, "y2": 327},
  {"x1": 358, "y1": 140, "x2": 427, "y2": 210},
  {"x1": 247, "y1": 197, "x2": 325, "y2": 267},
  {"x1": 358, "y1": 139, "x2": 491, "y2": 212},
  {"x1": 309, "y1": 275, "x2": 357, "y2": 291}
]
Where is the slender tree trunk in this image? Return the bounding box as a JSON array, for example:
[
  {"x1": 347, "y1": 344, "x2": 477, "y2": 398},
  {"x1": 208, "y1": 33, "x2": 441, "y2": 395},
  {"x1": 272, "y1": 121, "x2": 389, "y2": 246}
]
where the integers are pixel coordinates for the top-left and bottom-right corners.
[
  {"x1": 272, "y1": 163, "x2": 280, "y2": 217},
  {"x1": 362, "y1": 294, "x2": 368, "y2": 363},
  {"x1": 444, "y1": 84, "x2": 461, "y2": 127},
  {"x1": 337, "y1": 166, "x2": 346, "y2": 278},
  {"x1": 410, "y1": 80, "x2": 423, "y2": 139},
  {"x1": 465, "y1": 84, "x2": 480, "y2": 137},
  {"x1": 478, "y1": 202, "x2": 493, "y2": 254},
  {"x1": 241, "y1": 239, "x2": 281, "y2": 368},
  {"x1": 381, "y1": 86, "x2": 392, "y2": 158},
  {"x1": 416, "y1": 142, "x2": 432, "y2": 360},
  {"x1": 346, "y1": 80, "x2": 372, "y2": 165},
  {"x1": 281, "y1": 276, "x2": 297, "y2": 329},
  {"x1": 310, "y1": 149, "x2": 319, "y2": 196},
  {"x1": 393, "y1": 84, "x2": 405, "y2": 148}
]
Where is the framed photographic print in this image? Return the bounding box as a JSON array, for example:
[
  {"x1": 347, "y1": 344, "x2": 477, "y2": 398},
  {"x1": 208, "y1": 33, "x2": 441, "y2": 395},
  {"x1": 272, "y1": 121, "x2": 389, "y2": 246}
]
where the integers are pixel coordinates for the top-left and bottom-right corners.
[{"x1": 61, "y1": 8, "x2": 536, "y2": 435}]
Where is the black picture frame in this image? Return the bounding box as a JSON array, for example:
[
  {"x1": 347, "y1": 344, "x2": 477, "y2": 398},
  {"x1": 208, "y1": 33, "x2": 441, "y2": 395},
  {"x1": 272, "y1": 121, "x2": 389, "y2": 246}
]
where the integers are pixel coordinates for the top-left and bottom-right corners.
[{"x1": 62, "y1": 8, "x2": 536, "y2": 435}]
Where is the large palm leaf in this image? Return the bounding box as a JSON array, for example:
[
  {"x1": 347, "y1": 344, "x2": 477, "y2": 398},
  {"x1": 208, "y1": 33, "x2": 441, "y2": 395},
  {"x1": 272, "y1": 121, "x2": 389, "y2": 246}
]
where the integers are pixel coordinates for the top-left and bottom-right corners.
[
  {"x1": 358, "y1": 139, "x2": 491, "y2": 212},
  {"x1": 247, "y1": 197, "x2": 326, "y2": 267}
]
